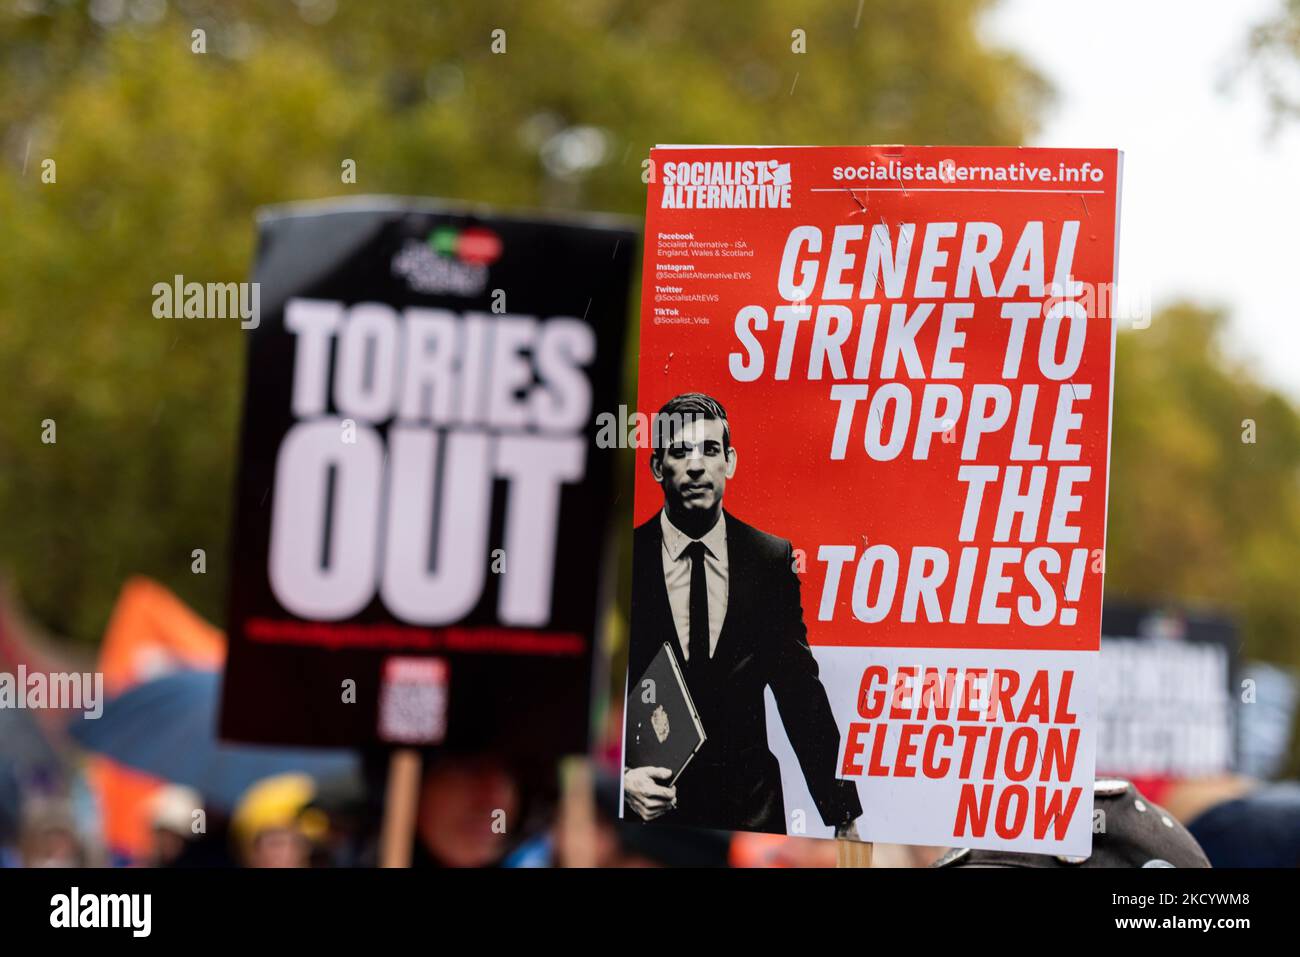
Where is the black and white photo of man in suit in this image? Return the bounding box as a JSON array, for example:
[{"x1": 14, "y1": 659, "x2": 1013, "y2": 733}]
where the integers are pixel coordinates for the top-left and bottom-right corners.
[{"x1": 623, "y1": 392, "x2": 863, "y2": 836}]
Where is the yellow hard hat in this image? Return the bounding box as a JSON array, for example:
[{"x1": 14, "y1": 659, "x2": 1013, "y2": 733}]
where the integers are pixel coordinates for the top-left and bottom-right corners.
[{"x1": 231, "y1": 774, "x2": 328, "y2": 854}]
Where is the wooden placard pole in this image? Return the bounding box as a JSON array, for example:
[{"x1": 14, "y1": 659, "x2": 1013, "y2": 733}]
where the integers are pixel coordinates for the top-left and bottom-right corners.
[
  {"x1": 836, "y1": 839, "x2": 873, "y2": 868},
  {"x1": 379, "y1": 748, "x2": 423, "y2": 868},
  {"x1": 557, "y1": 756, "x2": 598, "y2": 868}
]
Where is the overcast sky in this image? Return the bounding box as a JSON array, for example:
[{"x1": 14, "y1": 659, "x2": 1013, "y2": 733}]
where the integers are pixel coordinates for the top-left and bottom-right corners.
[{"x1": 987, "y1": 0, "x2": 1300, "y2": 398}]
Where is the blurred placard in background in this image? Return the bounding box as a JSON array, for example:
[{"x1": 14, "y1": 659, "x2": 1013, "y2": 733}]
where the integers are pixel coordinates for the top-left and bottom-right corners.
[
  {"x1": 219, "y1": 199, "x2": 635, "y2": 780},
  {"x1": 1097, "y1": 603, "x2": 1238, "y2": 780}
]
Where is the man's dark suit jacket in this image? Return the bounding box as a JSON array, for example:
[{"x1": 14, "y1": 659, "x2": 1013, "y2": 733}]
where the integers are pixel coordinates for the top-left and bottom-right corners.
[{"x1": 626, "y1": 509, "x2": 862, "y2": 833}]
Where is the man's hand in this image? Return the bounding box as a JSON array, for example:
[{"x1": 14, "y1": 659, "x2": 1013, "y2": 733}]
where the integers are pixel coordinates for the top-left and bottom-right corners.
[
  {"x1": 834, "y1": 818, "x2": 862, "y2": 841},
  {"x1": 623, "y1": 767, "x2": 677, "y2": 821}
]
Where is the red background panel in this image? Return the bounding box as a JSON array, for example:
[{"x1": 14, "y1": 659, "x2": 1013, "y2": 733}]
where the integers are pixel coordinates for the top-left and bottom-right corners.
[{"x1": 634, "y1": 146, "x2": 1120, "y2": 652}]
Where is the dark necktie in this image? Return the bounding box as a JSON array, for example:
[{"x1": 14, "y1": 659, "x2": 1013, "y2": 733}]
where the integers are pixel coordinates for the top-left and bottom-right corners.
[{"x1": 684, "y1": 540, "x2": 710, "y2": 672}]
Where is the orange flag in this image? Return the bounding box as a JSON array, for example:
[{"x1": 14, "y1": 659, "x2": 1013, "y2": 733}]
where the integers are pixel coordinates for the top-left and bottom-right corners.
[{"x1": 89, "y1": 577, "x2": 225, "y2": 860}]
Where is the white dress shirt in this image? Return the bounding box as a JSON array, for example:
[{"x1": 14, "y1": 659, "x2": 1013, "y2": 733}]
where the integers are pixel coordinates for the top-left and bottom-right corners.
[{"x1": 660, "y1": 510, "x2": 729, "y2": 662}]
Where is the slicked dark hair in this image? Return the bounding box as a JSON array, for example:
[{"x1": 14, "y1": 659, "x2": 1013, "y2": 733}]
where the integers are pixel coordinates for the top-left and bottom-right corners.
[{"x1": 651, "y1": 392, "x2": 731, "y2": 464}]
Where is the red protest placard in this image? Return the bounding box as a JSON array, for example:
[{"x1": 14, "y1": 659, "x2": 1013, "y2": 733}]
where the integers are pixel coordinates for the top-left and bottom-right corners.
[{"x1": 620, "y1": 146, "x2": 1121, "y2": 854}]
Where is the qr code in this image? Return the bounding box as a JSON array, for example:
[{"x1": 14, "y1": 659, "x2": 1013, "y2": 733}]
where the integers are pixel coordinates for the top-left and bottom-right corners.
[{"x1": 378, "y1": 657, "x2": 448, "y2": 744}]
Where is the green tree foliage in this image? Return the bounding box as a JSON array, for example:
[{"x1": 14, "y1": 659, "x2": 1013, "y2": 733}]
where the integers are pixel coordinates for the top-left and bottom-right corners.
[
  {"x1": 1247, "y1": 0, "x2": 1300, "y2": 126},
  {"x1": 0, "y1": 0, "x2": 1046, "y2": 642},
  {"x1": 1109, "y1": 305, "x2": 1300, "y2": 667}
]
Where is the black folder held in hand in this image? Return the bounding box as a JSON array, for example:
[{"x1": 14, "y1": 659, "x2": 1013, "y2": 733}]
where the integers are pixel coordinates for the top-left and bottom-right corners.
[{"x1": 626, "y1": 642, "x2": 706, "y2": 785}]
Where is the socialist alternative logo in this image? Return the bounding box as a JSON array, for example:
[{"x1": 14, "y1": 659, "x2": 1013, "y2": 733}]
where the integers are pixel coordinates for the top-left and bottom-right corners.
[
  {"x1": 659, "y1": 158, "x2": 792, "y2": 210},
  {"x1": 391, "y1": 224, "x2": 503, "y2": 295}
]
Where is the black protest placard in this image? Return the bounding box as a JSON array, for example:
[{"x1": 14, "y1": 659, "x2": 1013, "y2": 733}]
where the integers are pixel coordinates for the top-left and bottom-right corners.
[
  {"x1": 1097, "y1": 602, "x2": 1240, "y2": 779},
  {"x1": 219, "y1": 198, "x2": 635, "y2": 775}
]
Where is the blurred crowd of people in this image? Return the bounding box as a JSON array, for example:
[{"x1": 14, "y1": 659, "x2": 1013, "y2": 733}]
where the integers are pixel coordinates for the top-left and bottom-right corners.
[
  {"x1": 4, "y1": 578, "x2": 1300, "y2": 869},
  {"x1": 8, "y1": 727, "x2": 1300, "y2": 869}
]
